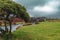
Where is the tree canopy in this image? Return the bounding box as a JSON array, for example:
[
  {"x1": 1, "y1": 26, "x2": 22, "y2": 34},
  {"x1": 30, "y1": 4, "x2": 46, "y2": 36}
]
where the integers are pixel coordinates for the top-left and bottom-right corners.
[{"x1": 0, "y1": 0, "x2": 30, "y2": 22}]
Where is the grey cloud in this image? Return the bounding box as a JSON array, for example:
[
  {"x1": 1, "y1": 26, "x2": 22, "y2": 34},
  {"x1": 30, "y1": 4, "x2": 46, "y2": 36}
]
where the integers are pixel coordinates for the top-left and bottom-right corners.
[
  {"x1": 14, "y1": 0, "x2": 60, "y2": 18},
  {"x1": 14, "y1": 0, "x2": 50, "y2": 8}
]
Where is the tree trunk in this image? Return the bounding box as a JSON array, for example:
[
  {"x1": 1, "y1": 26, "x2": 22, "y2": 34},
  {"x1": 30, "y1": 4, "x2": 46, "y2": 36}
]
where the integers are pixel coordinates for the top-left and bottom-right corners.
[
  {"x1": 9, "y1": 20, "x2": 12, "y2": 34},
  {"x1": 4, "y1": 21, "x2": 8, "y2": 33}
]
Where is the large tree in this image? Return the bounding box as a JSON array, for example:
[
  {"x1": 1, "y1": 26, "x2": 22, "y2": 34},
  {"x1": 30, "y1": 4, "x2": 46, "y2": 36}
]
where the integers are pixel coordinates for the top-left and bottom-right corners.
[
  {"x1": 0, "y1": 0, "x2": 30, "y2": 38},
  {"x1": 0, "y1": 0, "x2": 30, "y2": 22}
]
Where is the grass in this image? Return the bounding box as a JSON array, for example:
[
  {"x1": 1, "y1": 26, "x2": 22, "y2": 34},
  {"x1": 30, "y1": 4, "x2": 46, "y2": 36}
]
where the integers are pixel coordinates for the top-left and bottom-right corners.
[{"x1": 12, "y1": 22, "x2": 60, "y2": 40}]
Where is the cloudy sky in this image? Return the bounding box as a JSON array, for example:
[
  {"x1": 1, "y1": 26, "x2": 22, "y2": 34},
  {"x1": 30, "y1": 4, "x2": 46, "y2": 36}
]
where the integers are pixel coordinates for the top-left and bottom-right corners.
[{"x1": 13, "y1": 0, "x2": 60, "y2": 18}]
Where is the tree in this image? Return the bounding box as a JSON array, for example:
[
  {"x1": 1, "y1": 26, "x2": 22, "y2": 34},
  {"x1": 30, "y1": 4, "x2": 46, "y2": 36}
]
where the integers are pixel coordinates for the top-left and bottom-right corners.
[
  {"x1": 0, "y1": 0, "x2": 30, "y2": 39},
  {"x1": 0, "y1": 0, "x2": 30, "y2": 22}
]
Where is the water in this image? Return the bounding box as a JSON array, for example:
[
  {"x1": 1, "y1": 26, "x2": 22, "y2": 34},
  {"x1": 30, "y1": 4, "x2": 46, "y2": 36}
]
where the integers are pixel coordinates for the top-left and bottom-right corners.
[{"x1": 0, "y1": 24, "x2": 23, "y2": 32}]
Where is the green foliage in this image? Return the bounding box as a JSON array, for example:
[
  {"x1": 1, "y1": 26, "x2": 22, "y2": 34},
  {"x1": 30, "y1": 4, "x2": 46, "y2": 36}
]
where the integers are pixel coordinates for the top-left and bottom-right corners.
[
  {"x1": 12, "y1": 22, "x2": 60, "y2": 40},
  {"x1": 0, "y1": 0, "x2": 30, "y2": 22}
]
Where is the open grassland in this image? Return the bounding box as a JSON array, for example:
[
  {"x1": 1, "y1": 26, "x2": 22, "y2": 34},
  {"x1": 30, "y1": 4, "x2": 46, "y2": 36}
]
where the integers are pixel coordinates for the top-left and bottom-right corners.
[{"x1": 12, "y1": 22, "x2": 60, "y2": 40}]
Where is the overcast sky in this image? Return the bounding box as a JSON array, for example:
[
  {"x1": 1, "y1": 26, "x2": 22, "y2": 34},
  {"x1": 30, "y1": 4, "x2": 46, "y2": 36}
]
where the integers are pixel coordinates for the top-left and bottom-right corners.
[{"x1": 13, "y1": 0, "x2": 60, "y2": 18}]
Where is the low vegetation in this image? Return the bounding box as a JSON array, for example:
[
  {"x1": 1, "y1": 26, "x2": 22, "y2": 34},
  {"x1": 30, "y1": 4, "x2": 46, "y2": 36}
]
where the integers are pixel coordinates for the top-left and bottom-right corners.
[{"x1": 11, "y1": 22, "x2": 60, "y2": 40}]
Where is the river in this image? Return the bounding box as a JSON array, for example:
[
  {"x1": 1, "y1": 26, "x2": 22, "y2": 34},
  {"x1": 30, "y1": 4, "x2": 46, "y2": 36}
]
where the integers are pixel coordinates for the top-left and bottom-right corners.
[{"x1": 1, "y1": 24, "x2": 23, "y2": 32}]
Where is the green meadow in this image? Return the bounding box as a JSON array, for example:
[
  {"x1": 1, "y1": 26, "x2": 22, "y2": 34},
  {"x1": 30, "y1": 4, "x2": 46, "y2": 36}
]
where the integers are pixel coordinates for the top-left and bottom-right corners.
[{"x1": 12, "y1": 22, "x2": 60, "y2": 40}]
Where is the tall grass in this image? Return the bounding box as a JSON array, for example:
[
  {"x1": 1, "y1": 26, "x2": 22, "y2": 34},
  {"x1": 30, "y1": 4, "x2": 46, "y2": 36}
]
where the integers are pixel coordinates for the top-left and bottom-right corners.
[{"x1": 11, "y1": 22, "x2": 60, "y2": 40}]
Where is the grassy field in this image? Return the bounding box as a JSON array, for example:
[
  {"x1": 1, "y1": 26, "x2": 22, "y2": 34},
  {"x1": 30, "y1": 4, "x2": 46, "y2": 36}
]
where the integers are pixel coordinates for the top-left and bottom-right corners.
[{"x1": 12, "y1": 22, "x2": 60, "y2": 40}]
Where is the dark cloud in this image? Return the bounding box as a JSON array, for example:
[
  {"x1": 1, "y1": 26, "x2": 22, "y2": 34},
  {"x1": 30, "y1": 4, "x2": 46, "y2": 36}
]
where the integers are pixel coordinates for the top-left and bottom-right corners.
[
  {"x1": 14, "y1": 0, "x2": 50, "y2": 8},
  {"x1": 14, "y1": 0, "x2": 60, "y2": 18}
]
